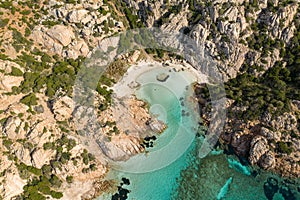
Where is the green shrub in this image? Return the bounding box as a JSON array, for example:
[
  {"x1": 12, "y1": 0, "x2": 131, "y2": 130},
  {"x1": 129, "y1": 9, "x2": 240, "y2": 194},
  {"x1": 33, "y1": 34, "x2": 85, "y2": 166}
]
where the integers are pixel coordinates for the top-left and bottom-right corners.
[
  {"x1": 42, "y1": 20, "x2": 60, "y2": 27},
  {"x1": 2, "y1": 139, "x2": 12, "y2": 150},
  {"x1": 277, "y1": 141, "x2": 293, "y2": 154},
  {"x1": 0, "y1": 2, "x2": 13, "y2": 9},
  {"x1": 99, "y1": 6, "x2": 108, "y2": 15},
  {"x1": 10, "y1": 66, "x2": 23, "y2": 76},
  {"x1": 43, "y1": 142, "x2": 55, "y2": 150},
  {"x1": 50, "y1": 175, "x2": 62, "y2": 188},
  {"x1": 50, "y1": 191, "x2": 63, "y2": 199},
  {"x1": 20, "y1": 10, "x2": 31, "y2": 15},
  {"x1": 0, "y1": 18, "x2": 9, "y2": 28},
  {"x1": 66, "y1": 175, "x2": 73, "y2": 184},
  {"x1": 20, "y1": 93, "x2": 38, "y2": 106},
  {"x1": 25, "y1": 27, "x2": 31, "y2": 37}
]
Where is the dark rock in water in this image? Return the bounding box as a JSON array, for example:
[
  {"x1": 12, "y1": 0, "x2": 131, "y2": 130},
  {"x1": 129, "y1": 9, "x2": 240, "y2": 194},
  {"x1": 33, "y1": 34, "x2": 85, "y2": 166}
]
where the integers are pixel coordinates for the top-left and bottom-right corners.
[
  {"x1": 111, "y1": 193, "x2": 119, "y2": 200},
  {"x1": 264, "y1": 177, "x2": 279, "y2": 200},
  {"x1": 156, "y1": 73, "x2": 170, "y2": 82},
  {"x1": 279, "y1": 185, "x2": 296, "y2": 200},
  {"x1": 151, "y1": 136, "x2": 157, "y2": 140},
  {"x1": 197, "y1": 97, "x2": 207, "y2": 105},
  {"x1": 143, "y1": 136, "x2": 157, "y2": 148},
  {"x1": 283, "y1": 179, "x2": 296, "y2": 185},
  {"x1": 122, "y1": 177, "x2": 130, "y2": 185},
  {"x1": 119, "y1": 188, "x2": 129, "y2": 197},
  {"x1": 268, "y1": 177, "x2": 278, "y2": 186},
  {"x1": 251, "y1": 170, "x2": 258, "y2": 178},
  {"x1": 297, "y1": 186, "x2": 300, "y2": 193},
  {"x1": 111, "y1": 180, "x2": 131, "y2": 200}
]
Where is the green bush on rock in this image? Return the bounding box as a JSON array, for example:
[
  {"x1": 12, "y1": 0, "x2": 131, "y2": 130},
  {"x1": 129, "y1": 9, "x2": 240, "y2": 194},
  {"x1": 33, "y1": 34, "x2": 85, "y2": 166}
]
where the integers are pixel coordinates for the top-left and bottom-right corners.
[
  {"x1": 10, "y1": 66, "x2": 23, "y2": 76},
  {"x1": 20, "y1": 93, "x2": 38, "y2": 107}
]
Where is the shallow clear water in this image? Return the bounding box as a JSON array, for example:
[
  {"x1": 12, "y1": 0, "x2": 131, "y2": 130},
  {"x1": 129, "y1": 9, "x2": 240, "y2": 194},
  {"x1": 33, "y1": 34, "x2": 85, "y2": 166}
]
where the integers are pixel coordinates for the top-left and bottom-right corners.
[
  {"x1": 136, "y1": 83, "x2": 181, "y2": 150},
  {"x1": 98, "y1": 66, "x2": 201, "y2": 200},
  {"x1": 112, "y1": 67, "x2": 201, "y2": 199},
  {"x1": 98, "y1": 66, "x2": 300, "y2": 200}
]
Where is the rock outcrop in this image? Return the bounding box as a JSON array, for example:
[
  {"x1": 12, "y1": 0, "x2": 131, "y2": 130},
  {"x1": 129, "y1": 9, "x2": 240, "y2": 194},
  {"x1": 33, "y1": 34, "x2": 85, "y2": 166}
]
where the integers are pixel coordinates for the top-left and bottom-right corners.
[
  {"x1": 52, "y1": 96, "x2": 75, "y2": 121},
  {"x1": 249, "y1": 136, "x2": 269, "y2": 165},
  {"x1": 46, "y1": 25, "x2": 75, "y2": 47}
]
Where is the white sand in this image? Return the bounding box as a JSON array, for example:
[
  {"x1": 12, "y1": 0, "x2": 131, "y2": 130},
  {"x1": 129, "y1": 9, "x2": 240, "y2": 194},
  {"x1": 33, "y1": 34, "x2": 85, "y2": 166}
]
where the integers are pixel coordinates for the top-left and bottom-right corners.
[{"x1": 112, "y1": 60, "x2": 207, "y2": 98}]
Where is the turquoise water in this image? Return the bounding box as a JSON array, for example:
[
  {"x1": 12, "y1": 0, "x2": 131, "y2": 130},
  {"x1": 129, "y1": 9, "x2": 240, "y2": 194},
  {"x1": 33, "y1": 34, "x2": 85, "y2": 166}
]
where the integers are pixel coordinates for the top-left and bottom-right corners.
[
  {"x1": 112, "y1": 67, "x2": 200, "y2": 199},
  {"x1": 174, "y1": 151, "x2": 300, "y2": 200},
  {"x1": 98, "y1": 66, "x2": 300, "y2": 200},
  {"x1": 98, "y1": 66, "x2": 201, "y2": 200},
  {"x1": 136, "y1": 83, "x2": 181, "y2": 150}
]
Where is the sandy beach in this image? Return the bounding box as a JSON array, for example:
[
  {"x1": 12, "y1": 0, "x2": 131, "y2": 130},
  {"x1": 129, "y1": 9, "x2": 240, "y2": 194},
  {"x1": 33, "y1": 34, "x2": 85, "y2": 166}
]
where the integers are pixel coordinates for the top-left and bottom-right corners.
[{"x1": 112, "y1": 60, "x2": 208, "y2": 98}]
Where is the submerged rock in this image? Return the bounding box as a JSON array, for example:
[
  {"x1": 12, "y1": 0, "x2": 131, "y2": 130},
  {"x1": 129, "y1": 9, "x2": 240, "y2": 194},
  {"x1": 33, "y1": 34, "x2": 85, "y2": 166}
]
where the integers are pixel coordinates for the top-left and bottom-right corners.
[
  {"x1": 156, "y1": 73, "x2": 170, "y2": 82},
  {"x1": 264, "y1": 177, "x2": 279, "y2": 200},
  {"x1": 121, "y1": 177, "x2": 130, "y2": 185}
]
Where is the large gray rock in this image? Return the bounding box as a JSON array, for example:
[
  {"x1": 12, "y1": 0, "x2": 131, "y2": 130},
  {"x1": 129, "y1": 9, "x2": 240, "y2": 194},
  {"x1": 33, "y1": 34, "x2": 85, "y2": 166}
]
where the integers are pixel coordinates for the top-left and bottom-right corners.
[
  {"x1": 66, "y1": 9, "x2": 89, "y2": 23},
  {"x1": 46, "y1": 25, "x2": 75, "y2": 46},
  {"x1": 262, "y1": 3, "x2": 298, "y2": 42},
  {"x1": 147, "y1": 118, "x2": 166, "y2": 133},
  {"x1": 14, "y1": 144, "x2": 32, "y2": 166},
  {"x1": 98, "y1": 136, "x2": 144, "y2": 161},
  {"x1": 259, "y1": 150, "x2": 276, "y2": 169},
  {"x1": 64, "y1": 40, "x2": 89, "y2": 58},
  {"x1": 31, "y1": 148, "x2": 55, "y2": 168},
  {"x1": 52, "y1": 96, "x2": 75, "y2": 121},
  {"x1": 260, "y1": 127, "x2": 281, "y2": 142},
  {"x1": 249, "y1": 136, "x2": 269, "y2": 165}
]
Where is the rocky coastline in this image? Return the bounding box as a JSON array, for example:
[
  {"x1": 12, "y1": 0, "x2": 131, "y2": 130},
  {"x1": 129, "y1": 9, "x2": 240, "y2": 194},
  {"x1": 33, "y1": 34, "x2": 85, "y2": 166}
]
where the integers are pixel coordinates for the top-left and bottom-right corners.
[{"x1": 194, "y1": 83, "x2": 300, "y2": 178}]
